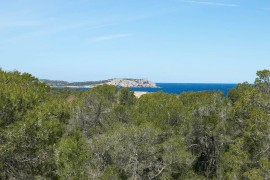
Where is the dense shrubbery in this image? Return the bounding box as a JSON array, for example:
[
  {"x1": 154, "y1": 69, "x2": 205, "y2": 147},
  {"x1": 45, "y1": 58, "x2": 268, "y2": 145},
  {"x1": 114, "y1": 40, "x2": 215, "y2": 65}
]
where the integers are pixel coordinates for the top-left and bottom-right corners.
[{"x1": 0, "y1": 69, "x2": 270, "y2": 179}]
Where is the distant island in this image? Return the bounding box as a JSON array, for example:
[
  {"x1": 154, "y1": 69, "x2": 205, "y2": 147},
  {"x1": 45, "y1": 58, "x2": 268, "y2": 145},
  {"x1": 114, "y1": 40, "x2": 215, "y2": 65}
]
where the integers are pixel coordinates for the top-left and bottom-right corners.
[{"x1": 41, "y1": 78, "x2": 158, "y2": 88}]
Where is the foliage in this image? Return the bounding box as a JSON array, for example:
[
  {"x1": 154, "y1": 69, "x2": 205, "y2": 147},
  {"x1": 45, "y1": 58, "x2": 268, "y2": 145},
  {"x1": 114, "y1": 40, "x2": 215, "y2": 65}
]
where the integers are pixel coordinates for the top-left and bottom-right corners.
[
  {"x1": 255, "y1": 69, "x2": 270, "y2": 92},
  {"x1": 1, "y1": 69, "x2": 270, "y2": 179},
  {"x1": 55, "y1": 131, "x2": 90, "y2": 179}
]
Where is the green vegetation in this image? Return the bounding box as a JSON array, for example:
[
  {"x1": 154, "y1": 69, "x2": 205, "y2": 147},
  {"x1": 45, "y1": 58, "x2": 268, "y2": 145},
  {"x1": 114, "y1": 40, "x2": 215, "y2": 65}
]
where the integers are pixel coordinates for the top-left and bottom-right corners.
[
  {"x1": 41, "y1": 79, "x2": 111, "y2": 87},
  {"x1": 1, "y1": 69, "x2": 270, "y2": 179}
]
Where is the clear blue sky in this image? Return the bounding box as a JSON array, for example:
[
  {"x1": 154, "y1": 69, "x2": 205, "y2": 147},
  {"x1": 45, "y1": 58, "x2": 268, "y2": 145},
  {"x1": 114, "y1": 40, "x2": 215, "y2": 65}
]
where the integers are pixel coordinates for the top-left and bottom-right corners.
[{"x1": 1, "y1": 0, "x2": 270, "y2": 83}]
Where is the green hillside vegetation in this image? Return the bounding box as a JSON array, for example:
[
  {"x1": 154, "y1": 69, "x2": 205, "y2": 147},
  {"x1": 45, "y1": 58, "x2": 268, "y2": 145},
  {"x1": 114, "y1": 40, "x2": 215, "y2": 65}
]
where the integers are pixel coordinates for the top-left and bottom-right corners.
[
  {"x1": 1, "y1": 69, "x2": 270, "y2": 179},
  {"x1": 41, "y1": 79, "x2": 110, "y2": 87}
]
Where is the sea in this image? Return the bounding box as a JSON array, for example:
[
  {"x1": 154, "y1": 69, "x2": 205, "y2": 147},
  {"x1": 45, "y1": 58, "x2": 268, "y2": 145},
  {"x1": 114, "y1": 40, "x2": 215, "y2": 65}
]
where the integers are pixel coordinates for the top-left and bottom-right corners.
[
  {"x1": 129, "y1": 83, "x2": 237, "y2": 96},
  {"x1": 81, "y1": 83, "x2": 237, "y2": 96}
]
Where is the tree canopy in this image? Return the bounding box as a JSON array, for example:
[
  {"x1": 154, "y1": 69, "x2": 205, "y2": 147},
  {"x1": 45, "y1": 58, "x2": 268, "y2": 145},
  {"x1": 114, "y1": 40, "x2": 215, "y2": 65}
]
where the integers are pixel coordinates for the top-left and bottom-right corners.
[{"x1": 0, "y1": 69, "x2": 270, "y2": 179}]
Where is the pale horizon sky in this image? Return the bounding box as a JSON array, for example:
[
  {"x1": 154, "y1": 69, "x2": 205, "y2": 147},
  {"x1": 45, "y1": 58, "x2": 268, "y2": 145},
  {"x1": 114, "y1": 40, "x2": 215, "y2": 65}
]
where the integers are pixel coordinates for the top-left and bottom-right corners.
[{"x1": 1, "y1": 0, "x2": 270, "y2": 83}]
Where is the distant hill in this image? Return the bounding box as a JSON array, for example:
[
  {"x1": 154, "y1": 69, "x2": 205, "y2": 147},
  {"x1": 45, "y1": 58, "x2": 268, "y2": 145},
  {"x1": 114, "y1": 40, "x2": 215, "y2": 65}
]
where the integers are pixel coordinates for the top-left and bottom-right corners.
[
  {"x1": 106, "y1": 78, "x2": 157, "y2": 88},
  {"x1": 41, "y1": 78, "x2": 157, "y2": 88}
]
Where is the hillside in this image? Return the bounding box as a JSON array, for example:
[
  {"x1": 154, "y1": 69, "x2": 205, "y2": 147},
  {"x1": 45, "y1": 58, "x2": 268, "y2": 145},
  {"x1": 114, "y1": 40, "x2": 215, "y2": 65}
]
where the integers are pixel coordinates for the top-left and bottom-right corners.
[
  {"x1": 2, "y1": 69, "x2": 270, "y2": 179},
  {"x1": 40, "y1": 79, "x2": 110, "y2": 87},
  {"x1": 106, "y1": 78, "x2": 157, "y2": 88},
  {"x1": 41, "y1": 78, "x2": 157, "y2": 88}
]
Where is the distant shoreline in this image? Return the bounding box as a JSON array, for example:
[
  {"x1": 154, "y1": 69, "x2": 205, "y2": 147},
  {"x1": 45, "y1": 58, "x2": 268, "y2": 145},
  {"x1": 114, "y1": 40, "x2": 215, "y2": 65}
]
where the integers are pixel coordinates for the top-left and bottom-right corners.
[
  {"x1": 51, "y1": 85, "x2": 158, "y2": 89},
  {"x1": 51, "y1": 83, "x2": 237, "y2": 96},
  {"x1": 51, "y1": 85, "x2": 94, "y2": 89},
  {"x1": 43, "y1": 78, "x2": 157, "y2": 88},
  {"x1": 134, "y1": 91, "x2": 149, "y2": 98}
]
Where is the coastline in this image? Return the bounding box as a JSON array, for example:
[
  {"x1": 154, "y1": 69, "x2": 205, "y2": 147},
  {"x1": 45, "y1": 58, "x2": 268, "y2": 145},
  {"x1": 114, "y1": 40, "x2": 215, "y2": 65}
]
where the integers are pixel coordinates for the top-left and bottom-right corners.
[{"x1": 134, "y1": 91, "x2": 149, "y2": 98}]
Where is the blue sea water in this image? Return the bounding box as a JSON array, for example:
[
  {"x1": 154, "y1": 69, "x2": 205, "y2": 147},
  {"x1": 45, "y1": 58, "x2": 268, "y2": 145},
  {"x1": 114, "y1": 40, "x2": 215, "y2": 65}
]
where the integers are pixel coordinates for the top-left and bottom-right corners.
[
  {"x1": 80, "y1": 83, "x2": 237, "y2": 96},
  {"x1": 129, "y1": 83, "x2": 237, "y2": 96}
]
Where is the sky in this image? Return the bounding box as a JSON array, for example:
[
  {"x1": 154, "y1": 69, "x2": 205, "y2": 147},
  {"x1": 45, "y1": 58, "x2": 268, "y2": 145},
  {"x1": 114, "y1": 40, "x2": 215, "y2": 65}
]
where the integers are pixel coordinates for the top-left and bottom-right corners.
[{"x1": 0, "y1": 0, "x2": 270, "y2": 83}]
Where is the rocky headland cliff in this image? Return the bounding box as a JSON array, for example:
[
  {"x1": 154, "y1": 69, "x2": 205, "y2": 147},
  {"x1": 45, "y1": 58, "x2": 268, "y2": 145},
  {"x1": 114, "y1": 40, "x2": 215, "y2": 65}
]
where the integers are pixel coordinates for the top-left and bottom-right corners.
[{"x1": 106, "y1": 78, "x2": 157, "y2": 88}]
